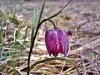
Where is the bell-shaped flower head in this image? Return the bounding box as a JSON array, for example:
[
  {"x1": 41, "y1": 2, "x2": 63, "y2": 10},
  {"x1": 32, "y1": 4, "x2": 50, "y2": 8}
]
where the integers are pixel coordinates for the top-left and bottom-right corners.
[{"x1": 45, "y1": 29, "x2": 69, "y2": 57}]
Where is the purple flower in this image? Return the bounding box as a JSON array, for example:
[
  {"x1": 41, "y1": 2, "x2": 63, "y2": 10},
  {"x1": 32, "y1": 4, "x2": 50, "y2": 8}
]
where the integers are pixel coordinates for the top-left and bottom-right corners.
[
  {"x1": 45, "y1": 29, "x2": 69, "y2": 57},
  {"x1": 67, "y1": 30, "x2": 72, "y2": 36}
]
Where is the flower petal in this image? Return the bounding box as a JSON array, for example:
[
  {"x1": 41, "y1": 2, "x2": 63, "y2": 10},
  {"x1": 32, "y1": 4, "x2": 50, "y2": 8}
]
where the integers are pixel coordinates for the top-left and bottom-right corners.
[
  {"x1": 45, "y1": 30, "x2": 60, "y2": 57},
  {"x1": 58, "y1": 30, "x2": 69, "y2": 56}
]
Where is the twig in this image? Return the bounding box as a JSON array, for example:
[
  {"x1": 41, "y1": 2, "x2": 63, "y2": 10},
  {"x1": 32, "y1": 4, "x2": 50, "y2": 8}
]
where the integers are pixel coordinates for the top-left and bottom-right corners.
[{"x1": 60, "y1": 61, "x2": 66, "y2": 75}]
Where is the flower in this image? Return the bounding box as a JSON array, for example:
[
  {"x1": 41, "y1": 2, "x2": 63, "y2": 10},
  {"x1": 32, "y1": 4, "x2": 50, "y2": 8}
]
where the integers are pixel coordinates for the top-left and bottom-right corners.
[
  {"x1": 67, "y1": 30, "x2": 72, "y2": 36},
  {"x1": 45, "y1": 29, "x2": 69, "y2": 57}
]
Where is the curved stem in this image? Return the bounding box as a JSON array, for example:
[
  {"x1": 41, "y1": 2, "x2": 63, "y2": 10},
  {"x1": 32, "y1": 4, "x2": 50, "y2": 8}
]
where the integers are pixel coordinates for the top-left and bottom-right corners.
[
  {"x1": 48, "y1": 19, "x2": 57, "y2": 29},
  {"x1": 39, "y1": 0, "x2": 71, "y2": 25},
  {"x1": 27, "y1": 0, "x2": 46, "y2": 75},
  {"x1": 27, "y1": 19, "x2": 56, "y2": 75}
]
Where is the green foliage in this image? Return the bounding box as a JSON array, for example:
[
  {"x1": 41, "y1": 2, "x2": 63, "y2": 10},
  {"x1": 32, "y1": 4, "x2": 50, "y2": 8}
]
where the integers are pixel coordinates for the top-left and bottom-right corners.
[
  {"x1": 0, "y1": 26, "x2": 3, "y2": 45},
  {"x1": 31, "y1": 8, "x2": 36, "y2": 44},
  {"x1": 9, "y1": 13, "x2": 19, "y2": 25}
]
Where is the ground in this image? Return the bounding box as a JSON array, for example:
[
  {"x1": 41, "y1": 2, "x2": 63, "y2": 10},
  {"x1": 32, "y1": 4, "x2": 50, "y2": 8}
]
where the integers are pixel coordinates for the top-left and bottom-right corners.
[{"x1": 0, "y1": 1, "x2": 100, "y2": 75}]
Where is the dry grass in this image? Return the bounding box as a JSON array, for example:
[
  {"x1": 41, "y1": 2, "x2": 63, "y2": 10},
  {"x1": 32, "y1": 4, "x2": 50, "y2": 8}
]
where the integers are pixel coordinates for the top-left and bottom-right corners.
[{"x1": 0, "y1": 1, "x2": 100, "y2": 75}]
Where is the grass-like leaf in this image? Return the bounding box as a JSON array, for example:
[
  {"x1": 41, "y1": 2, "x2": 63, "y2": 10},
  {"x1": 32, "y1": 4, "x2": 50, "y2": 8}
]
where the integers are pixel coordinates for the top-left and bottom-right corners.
[
  {"x1": 9, "y1": 12, "x2": 19, "y2": 25},
  {"x1": 0, "y1": 25, "x2": 3, "y2": 45},
  {"x1": 27, "y1": 0, "x2": 46, "y2": 74},
  {"x1": 31, "y1": 8, "x2": 36, "y2": 44},
  {"x1": 31, "y1": 57, "x2": 79, "y2": 75}
]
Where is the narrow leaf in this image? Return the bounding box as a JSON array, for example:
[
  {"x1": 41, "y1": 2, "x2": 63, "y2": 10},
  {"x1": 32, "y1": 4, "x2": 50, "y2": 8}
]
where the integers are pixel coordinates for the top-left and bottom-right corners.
[
  {"x1": 27, "y1": 1, "x2": 46, "y2": 74},
  {"x1": 0, "y1": 26, "x2": 3, "y2": 45},
  {"x1": 37, "y1": 0, "x2": 46, "y2": 25},
  {"x1": 31, "y1": 8, "x2": 36, "y2": 42},
  {"x1": 31, "y1": 0, "x2": 46, "y2": 45}
]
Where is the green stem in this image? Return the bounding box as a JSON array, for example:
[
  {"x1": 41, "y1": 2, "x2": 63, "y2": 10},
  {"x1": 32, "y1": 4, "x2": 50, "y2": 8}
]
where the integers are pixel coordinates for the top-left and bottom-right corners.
[
  {"x1": 27, "y1": 1, "x2": 46, "y2": 75},
  {"x1": 48, "y1": 19, "x2": 57, "y2": 29},
  {"x1": 11, "y1": 60, "x2": 17, "y2": 75}
]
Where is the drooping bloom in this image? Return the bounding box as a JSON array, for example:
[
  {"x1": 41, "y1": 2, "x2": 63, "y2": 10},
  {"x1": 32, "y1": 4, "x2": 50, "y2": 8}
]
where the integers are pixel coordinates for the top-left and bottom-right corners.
[{"x1": 45, "y1": 29, "x2": 69, "y2": 57}]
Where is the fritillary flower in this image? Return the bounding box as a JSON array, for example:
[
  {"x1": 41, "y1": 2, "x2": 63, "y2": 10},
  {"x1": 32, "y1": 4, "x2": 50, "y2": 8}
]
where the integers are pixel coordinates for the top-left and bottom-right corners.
[{"x1": 45, "y1": 29, "x2": 69, "y2": 57}]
